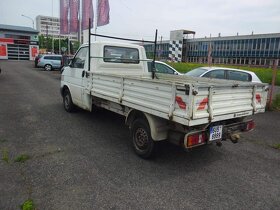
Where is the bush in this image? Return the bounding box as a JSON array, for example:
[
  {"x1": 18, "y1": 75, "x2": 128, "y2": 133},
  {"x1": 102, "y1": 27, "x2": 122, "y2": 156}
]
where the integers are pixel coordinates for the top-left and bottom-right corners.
[{"x1": 272, "y1": 94, "x2": 280, "y2": 111}]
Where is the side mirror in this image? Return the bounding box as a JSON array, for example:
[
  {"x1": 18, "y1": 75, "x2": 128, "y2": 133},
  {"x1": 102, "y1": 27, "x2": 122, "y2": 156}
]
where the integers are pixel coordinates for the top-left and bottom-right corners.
[
  {"x1": 174, "y1": 71, "x2": 179, "y2": 75},
  {"x1": 68, "y1": 58, "x2": 73, "y2": 67}
]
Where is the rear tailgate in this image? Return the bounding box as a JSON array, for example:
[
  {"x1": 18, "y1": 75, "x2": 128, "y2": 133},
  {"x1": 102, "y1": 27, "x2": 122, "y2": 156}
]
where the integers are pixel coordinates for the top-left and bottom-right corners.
[{"x1": 190, "y1": 83, "x2": 268, "y2": 125}]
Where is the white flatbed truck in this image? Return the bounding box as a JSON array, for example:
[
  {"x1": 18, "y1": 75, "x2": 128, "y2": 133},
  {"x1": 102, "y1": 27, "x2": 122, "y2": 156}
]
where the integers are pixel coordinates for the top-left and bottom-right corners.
[{"x1": 60, "y1": 33, "x2": 268, "y2": 158}]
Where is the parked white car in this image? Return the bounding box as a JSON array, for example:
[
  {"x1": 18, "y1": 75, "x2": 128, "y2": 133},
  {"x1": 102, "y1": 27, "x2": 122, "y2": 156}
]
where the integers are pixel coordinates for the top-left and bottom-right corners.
[{"x1": 185, "y1": 67, "x2": 262, "y2": 83}]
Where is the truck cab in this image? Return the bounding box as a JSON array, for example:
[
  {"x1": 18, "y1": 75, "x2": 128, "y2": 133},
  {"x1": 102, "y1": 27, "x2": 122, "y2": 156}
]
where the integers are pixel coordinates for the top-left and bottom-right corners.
[{"x1": 61, "y1": 41, "x2": 151, "y2": 108}]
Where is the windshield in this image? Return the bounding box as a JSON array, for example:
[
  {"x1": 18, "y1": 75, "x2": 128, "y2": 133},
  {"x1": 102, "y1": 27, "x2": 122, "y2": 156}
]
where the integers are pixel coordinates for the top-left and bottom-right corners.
[{"x1": 185, "y1": 68, "x2": 208, "y2": 77}]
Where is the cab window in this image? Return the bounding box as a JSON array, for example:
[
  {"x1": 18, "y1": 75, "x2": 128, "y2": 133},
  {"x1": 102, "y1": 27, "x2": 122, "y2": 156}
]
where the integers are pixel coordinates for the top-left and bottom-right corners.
[
  {"x1": 72, "y1": 47, "x2": 88, "y2": 68},
  {"x1": 103, "y1": 46, "x2": 139, "y2": 64}
]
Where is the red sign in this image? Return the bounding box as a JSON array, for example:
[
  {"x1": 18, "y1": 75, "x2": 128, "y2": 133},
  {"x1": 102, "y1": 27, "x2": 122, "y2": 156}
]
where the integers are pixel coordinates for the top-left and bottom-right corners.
[
  {"x1": 0, "y1": 44, "x2": 7, "y2": 57},
  {"x1": 31, "y1": 46, "x2": 38, "y2": 58},
  {"x1": 0, "y1": 38, "x2": 14, "y2": 44}
]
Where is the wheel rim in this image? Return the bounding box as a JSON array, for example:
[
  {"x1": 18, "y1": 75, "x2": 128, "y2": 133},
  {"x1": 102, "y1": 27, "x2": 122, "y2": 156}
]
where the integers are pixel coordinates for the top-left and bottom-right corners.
[
  {"x1": 45, "y1": 65, "x2": 51, "y2": 71},
  {"x1": 134, "y1": 127, "x2": 149, "y2": 150},
  {"x1": 64, "y1": 94, "x2": 70, "y2": 109}
]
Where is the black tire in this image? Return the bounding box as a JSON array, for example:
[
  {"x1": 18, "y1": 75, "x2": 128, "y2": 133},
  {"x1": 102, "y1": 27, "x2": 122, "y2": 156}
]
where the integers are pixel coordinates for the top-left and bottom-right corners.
[
  {"x1": 130, "y1": 118, "x2": 155, "y2": 159},
  {"x1": 63, "y1": 89, "x2": 75, "y2": 112},
  {"x1": 44, "y1": 64, "x2": 52, "y2": 71}
]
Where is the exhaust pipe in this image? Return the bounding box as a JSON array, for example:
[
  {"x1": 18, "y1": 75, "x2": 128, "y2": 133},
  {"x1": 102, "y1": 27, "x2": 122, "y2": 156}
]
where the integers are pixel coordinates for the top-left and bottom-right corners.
[{"x1": 230, "y1": 133, "x2": 240, "y2": 143}]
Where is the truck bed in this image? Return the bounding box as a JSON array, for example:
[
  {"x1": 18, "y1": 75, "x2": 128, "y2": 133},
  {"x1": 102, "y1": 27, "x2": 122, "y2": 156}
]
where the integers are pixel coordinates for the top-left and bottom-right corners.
[{"x1": 86, "y1": 72, "x2": 267, "y2": 127}]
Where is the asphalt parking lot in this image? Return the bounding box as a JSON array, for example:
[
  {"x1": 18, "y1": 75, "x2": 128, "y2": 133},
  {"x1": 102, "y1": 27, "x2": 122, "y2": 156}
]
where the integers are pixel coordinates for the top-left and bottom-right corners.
[{"x1": 0, "y1": 60, "x2": 280, "y2": 209}]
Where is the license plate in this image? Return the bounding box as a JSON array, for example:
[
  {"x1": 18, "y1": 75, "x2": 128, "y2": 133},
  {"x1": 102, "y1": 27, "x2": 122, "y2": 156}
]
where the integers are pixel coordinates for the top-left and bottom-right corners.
[{"x1": 209, "y1": 125, "x2": 223, "y2": 141}]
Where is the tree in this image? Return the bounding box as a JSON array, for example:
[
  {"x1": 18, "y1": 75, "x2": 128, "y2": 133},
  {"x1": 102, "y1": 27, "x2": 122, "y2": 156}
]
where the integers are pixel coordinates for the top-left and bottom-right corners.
[{"x1": 38, "y1": 35, "x2": 80, "y2": 54}]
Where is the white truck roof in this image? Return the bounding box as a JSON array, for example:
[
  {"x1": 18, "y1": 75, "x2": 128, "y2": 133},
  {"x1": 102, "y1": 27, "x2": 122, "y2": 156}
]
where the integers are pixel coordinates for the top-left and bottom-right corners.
[{"x1": 81, "y1": 41, "x2": 144, "y2": 49}]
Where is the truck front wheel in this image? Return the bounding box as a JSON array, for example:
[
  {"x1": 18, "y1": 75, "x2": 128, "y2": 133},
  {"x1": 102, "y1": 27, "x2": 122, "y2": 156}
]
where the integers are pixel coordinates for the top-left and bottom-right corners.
[
  {"x1": 63, "y1": 89, "x2": 75, "y2": 112},
  {"x1": 131, "y1": 118, "x2": 155, "y2": 159}
]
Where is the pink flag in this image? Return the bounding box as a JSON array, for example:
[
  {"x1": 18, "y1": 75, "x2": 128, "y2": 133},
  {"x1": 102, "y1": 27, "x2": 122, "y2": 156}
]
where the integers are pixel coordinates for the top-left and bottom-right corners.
[
  {"x1": 82, "y1": 0, "x2": 93, "y2": 30},
  {"x1": 97, "y1": 0, "x2": 110, "y2": 27},
  {"x1": 60, "y1": 0, "x2": 70, "y2": 34},
  {"x1": 69, "y1": 0, "x2": 80, "y2": 33}
]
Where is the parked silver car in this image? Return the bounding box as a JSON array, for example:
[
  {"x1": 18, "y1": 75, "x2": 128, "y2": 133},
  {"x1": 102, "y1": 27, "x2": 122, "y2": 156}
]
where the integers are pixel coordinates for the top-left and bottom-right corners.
[
  {"x1": 37, "y1": 54, "x2": 63, "y2": 71},
  {"x1": 185, "y1": 67, "x2": 262, "y2": 83}
]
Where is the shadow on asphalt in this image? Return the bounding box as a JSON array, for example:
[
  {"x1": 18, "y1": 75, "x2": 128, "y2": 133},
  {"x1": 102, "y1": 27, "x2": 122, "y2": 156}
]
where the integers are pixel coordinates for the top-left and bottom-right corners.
[{"x1": 67, "y1": 106, "x2": 223, "y2": 170}]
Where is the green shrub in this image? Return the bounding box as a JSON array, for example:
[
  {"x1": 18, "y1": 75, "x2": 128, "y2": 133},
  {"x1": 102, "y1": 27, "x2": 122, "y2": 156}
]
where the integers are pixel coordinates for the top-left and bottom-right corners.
[
  {"x1": 2, "y1": 149, "x2": 9, "y2": 163},
  {"x1": 14, "y1": 154, "x2": 30, "y2": 163},
  {"x1": 272, "y1": 94, "x2": 280, "y2": 111},
  {"x1": 21, "y1": 199, "x2": 35, "y2": 210}
]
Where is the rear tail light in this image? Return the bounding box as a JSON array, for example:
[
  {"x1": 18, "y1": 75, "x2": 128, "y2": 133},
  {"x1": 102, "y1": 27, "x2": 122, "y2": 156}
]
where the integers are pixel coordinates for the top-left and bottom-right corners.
[
  {"x1": 185, "y1": 132, "x2": 206, "y2": 148},
  {"x1": 38, "y1": 59, "x2": 41, "y2": 63},
  {"x1": 244, "y1": 120, "x2": 255, "y2": 131}
]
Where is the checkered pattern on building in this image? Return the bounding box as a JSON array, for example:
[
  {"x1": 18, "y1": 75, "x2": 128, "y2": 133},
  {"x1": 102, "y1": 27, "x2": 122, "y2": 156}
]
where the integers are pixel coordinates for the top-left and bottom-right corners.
[{"x1": 168, "y1": 40, "x2": 183, "y2": 62}]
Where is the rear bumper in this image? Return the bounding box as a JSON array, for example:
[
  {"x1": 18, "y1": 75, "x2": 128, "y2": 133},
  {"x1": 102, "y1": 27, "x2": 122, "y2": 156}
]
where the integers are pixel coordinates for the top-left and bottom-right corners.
[
  {"x1": 221, "y1": 120, "x2": 254, "y2": 140},
  {"x1": 168, "y1": 119, "x2": 255, "y2": 149},
  {"x1": 186, "y1": 119, "x2": 254, "y2": 149}
]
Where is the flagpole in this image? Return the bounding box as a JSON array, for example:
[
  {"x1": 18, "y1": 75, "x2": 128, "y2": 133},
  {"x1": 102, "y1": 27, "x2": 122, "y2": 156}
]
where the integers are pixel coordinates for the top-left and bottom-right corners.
[
  {"x1": 68, "y1": 34, "x2": 70, "y2": 55},
  {"x1": 52, "y1": 0, "x2": 54, "y2": 53},
  {"x1": 94, "y1": 0, "x2": 98, "y2": 41},
  {"x1": 59, "y1": 34, "x2": 61, "y2": 54},
  {"x1": 208, "y1": 33, "x2": 212, "y2": 67},
  {"x1": 79, "y1": 0, "x2": 82, "y2": 44}
]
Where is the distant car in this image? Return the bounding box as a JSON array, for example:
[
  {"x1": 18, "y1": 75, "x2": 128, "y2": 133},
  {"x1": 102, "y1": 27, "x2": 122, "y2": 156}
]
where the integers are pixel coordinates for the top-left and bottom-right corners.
[
  {"x1": 37, "y1": 54, "x2": 63, "y2": 71},
  {"x1": 147, "y1": 61, "x2": 182, "y2": 75},
  {"x1": 185, "y1": 67, "x2": 262, "y2": 83},
  {"x1": 34, "y1": 54, "x2": 43, "y2": 68}
]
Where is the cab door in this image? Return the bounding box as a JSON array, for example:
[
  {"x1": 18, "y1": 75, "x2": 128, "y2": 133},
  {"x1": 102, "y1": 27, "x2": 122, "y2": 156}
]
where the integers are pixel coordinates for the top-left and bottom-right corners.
[{"x1": 67, "y1": 47, "x2": 88, "y2": 106}]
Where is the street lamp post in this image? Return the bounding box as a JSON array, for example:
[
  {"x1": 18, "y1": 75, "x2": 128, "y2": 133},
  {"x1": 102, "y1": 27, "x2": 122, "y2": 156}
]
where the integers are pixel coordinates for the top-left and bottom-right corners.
[{"x1": 21, "y1": 14, "x2": 34, "y2": 29}]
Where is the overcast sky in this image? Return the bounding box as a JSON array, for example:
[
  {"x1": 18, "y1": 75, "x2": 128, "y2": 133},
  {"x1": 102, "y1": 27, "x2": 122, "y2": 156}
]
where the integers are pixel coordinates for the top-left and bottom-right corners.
[{"x1": 1, "y1": 0, "x2": 280, "y2": 41}]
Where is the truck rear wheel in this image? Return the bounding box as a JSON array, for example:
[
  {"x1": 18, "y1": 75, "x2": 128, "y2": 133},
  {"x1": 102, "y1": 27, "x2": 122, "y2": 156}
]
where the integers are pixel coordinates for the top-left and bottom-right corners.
[
  {"x1": 130, "y1": 118, "x2": 155, "y2": 159},
  {"x1": 63, "y1": 89, "x2": 75, "y2": 112}
]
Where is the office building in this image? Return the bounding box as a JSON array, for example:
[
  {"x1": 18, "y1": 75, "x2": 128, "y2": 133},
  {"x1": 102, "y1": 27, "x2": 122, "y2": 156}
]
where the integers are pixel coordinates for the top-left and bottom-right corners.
[
  {"x1": 36, "y1": 15, "x2": 78, "y2": 41},
  {"x1": 144, "y1": 30, "x2": 280, "y2": 67}
]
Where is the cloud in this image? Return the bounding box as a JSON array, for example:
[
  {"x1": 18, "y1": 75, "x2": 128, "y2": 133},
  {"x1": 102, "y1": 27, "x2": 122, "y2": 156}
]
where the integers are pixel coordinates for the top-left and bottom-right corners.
[{"x1": 1, "y1": 0, "x2": 279, "y2": 40}]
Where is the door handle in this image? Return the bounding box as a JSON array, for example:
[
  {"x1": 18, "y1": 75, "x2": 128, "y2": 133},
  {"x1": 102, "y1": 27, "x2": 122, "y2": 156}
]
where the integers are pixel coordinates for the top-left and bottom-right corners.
[{"x1": 82, "y1": 70, "x2": 85, "y2": 77}]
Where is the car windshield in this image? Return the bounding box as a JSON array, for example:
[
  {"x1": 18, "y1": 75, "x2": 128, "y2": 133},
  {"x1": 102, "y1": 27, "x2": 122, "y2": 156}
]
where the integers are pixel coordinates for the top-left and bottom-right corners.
[{"x1": 185, "y1": 68, "x2": 208, "y2": 77}]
